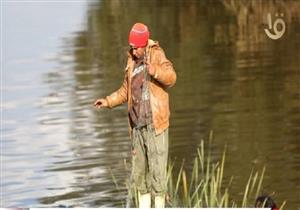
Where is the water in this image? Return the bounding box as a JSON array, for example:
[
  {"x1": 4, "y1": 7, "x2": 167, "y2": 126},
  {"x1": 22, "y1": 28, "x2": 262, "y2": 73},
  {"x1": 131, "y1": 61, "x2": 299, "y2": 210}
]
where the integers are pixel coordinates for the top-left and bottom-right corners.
[{"x1": 2, "y1": 0, "x2": 300, "y2": 209}]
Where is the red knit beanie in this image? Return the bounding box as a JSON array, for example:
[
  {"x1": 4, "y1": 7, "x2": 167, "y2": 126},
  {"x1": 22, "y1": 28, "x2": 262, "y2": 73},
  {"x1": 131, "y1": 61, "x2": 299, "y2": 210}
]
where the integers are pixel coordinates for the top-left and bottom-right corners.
[{"x1": 128, "y1": 23, "x2": 150, "y2": 48}]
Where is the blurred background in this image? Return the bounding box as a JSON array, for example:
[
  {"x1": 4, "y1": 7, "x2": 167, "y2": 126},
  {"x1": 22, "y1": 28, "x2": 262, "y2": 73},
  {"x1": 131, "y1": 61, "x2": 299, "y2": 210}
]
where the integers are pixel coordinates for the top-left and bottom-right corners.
[{"x1": 2, "y1": 0, "x2": 300, "y2": 208}]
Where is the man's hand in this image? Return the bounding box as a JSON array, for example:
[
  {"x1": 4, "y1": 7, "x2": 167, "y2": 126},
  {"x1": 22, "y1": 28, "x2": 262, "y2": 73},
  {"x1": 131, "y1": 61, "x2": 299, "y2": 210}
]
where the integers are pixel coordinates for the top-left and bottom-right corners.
[
  {"x1": 94, "y1": 98, "x2": 108, "y2": 108},
  {"x1": 146, "y1": 62, "x2": 156, "y2": 77}
]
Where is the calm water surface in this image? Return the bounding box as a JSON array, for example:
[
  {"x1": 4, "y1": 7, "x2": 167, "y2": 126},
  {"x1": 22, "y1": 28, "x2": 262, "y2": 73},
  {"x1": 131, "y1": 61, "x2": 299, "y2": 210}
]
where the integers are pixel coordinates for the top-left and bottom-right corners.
[{"x1": 2, "y1": 0, "x2": 300, "y2": 209}]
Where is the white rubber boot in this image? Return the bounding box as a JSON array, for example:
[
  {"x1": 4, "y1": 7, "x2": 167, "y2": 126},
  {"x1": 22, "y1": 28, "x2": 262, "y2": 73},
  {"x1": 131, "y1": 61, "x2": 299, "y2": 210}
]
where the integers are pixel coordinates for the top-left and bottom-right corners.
[
  {"x1": 138, "y1": 192, "x2": 151, "y2": 208},
  {"x1": 155, "y1": 195, "x2": 165, "y2": 208}
]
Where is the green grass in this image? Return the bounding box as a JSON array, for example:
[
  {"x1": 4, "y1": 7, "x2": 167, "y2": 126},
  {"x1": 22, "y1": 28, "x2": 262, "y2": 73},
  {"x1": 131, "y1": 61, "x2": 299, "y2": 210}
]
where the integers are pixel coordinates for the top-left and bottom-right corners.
[{"x1": 120, "y1": 131, "x2": 286, "y2": 208}]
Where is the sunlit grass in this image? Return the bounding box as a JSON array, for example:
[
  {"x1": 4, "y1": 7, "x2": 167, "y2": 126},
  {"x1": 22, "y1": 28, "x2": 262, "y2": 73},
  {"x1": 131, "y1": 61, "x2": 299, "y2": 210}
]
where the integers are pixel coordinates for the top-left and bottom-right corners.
[{"x1": 117, "y1": 131, "x2": 286, "y2": 208}]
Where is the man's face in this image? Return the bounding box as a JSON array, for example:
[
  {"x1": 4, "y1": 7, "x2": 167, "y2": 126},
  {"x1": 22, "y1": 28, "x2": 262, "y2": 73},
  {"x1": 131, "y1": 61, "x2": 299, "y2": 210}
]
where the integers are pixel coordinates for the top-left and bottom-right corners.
[{"x1": 131, "y1": 46, "x2": 146, "y2": 59}]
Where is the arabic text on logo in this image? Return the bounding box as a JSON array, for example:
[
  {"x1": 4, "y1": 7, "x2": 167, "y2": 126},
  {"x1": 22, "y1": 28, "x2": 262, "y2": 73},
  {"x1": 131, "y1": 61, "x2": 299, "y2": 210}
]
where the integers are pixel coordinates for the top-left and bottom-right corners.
[{"x1": 264, "y1": 13, "x2": 286, "y2": 40}]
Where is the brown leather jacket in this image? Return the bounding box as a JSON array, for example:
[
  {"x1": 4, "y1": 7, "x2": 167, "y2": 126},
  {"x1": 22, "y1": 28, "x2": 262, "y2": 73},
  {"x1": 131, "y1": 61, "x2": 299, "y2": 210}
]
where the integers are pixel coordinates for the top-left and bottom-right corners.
[{"x1": 105, "y1": 39, "x2": 176, "y2": 135}]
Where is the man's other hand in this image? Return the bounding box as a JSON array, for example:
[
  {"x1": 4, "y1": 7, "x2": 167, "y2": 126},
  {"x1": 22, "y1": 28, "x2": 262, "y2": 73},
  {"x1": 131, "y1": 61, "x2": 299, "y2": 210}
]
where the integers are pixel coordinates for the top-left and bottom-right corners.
[
  {"x1": 94, "y1": 98, "x2": 108, "y2": 108},
  {"x1": 146, "y1": 62, "x2": 156, "y2": 77}
]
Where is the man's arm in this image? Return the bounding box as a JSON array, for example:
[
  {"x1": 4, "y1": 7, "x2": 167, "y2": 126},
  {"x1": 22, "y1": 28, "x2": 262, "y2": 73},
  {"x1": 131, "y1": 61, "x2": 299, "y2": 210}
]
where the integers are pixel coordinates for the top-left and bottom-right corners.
[{"x1": 94, "y1": 72, "x2": 128, "y2": 109}]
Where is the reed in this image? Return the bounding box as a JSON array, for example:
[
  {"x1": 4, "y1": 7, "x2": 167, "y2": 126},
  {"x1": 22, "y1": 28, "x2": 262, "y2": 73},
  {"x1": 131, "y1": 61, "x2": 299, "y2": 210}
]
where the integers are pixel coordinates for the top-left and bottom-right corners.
[
  {"x1": 165, "y1": 132, "x2": 284, "y2": 208},
  {"x1": 118, "y1": 132, "x2": 285, "y2": 208}
]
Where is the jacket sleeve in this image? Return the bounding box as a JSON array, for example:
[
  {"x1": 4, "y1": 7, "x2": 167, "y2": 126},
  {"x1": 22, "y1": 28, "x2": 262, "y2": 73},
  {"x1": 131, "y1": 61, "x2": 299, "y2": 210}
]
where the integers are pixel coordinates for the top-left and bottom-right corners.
[
  {"x1": 151, "y1": 48, "x2": 176, "y2": 88},
  {"x1": 106, "y1": 72, "x2": 128, "y2": 108}
]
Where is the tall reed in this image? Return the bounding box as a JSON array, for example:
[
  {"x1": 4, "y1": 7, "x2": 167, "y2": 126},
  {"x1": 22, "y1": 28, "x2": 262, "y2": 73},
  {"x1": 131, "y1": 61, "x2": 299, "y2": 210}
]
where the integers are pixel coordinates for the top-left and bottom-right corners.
[
  {"x1": 165, "y1": 132, "x2": 282, "y2": 208},
  {"x1": 120, "y1": 132, "x2": 285, "y2": 208}
]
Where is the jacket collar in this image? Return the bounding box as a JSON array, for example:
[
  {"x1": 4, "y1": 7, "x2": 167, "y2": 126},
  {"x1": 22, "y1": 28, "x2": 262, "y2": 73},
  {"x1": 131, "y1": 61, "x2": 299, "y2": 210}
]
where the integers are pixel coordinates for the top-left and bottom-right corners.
[{"x1": 147, "y1": 39, "x2": 159, "y2": 48}]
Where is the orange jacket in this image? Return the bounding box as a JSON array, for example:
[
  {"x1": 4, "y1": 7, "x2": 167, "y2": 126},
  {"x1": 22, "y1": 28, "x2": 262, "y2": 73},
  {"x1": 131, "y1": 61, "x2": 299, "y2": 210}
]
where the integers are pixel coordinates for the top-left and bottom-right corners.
[{"x1": 105, "y1": 39, "x2": 176, "y2": 135}]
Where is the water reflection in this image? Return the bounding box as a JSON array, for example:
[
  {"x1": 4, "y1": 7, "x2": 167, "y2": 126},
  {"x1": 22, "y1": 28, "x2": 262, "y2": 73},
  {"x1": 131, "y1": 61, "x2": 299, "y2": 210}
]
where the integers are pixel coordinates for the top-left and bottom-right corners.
[
  {"x1": 2, "y1": 0, "x2": 300, "y2": 208},
  {"x1": 46, "y1": 0, "x2": 299, "y2": 208}
]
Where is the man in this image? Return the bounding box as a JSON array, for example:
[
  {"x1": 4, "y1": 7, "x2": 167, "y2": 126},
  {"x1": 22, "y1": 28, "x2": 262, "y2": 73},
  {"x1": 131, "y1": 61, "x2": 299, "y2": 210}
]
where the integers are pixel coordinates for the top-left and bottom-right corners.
[{"x1": 94, "y1": 22, "x2": 176, "y2": 208}]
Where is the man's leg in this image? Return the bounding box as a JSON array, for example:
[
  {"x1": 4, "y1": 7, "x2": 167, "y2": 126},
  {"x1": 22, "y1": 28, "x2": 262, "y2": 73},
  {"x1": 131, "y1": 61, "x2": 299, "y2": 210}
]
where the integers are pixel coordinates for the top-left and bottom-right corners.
[
  {"x1": 146, "y1": 128, "x2": 169, "y2": 208},
  {"x1": 132, "y1": 128, "x2": 151, "y2": 208}
]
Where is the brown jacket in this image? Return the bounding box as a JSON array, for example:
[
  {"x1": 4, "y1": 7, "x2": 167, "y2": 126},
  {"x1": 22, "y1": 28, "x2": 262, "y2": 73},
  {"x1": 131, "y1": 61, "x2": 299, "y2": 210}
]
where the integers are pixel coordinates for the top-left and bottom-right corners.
[{"x1": 105, "y1": 39, "x2": 176, "y2": 135}]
